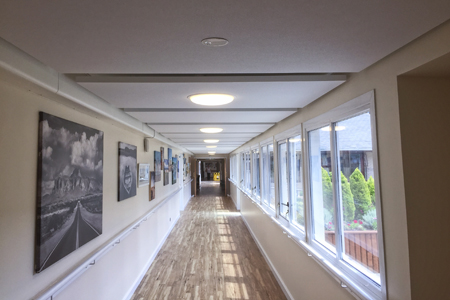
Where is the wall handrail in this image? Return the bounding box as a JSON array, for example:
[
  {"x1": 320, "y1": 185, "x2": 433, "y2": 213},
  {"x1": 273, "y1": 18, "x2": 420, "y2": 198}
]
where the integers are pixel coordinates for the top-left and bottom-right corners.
[{"x1": 34, "y1": 187, "x2": 183, "y2": 300}]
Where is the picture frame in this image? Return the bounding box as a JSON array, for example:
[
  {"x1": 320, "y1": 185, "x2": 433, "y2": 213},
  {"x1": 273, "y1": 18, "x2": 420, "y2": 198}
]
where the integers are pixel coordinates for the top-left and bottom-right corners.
[{"x1": 138, "y1": 163, "x2": 150, "y2": 187}]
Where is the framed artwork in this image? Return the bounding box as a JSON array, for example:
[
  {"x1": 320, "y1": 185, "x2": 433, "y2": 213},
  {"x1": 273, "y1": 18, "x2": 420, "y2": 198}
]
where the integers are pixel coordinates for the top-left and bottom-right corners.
[
  {"x1": 154, "y1": 151, "x2": 161, "y2": 182},
  {"x1": 35, "y1": 112, "x2": 103, "y2": 273},
  {"x1": 160, "y1": 147, "x2": 164, "y2": 170},
  {"x1": 138, "y1": 163, "x2": 150, "y2": 187},
  {"x1": 150, "y1": 172, "x2": 155, "y2": 201},
  {"x1": 172, "y1": 157, "x2": 177, "y2": 184},
  {"x1": 163, "y1": 159, "x2": 169, "y2": 186},
  {"x1": 168, "y1": 148, "x2": 172, "y2": 171},
  {"x1": 119, "y1": 142, "x2": 137, "y2": 201}
]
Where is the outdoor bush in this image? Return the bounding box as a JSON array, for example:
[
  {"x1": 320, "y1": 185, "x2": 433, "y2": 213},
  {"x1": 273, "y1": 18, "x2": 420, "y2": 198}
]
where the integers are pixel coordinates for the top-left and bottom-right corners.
[
  {"x1": 344, "y1": 220, "x2": 365, "y2": 231},
  {"x1": 362, "y1": 207, "x2": 377, "y2": 230},
  {"x1": 350, "y1": 168, "x2": 371, "y2": 220},
  {"x1": 341, "y1": 171, "x2": 355, "y2": 222},
  {"x1": 323, "y1": 208, "x2": 334, "y2": 231},
  {"x1": 367, "y1": 176, "x2": 375, "y2": 204},
  {"x1": 321, "y1": 168, "x2": 333, "y2": 212}
]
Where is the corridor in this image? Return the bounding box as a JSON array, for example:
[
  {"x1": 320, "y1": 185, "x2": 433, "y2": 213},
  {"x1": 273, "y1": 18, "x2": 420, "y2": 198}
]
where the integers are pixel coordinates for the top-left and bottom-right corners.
[{"x1": 131, "y1": 182, "x2": 286, "y2": 300}]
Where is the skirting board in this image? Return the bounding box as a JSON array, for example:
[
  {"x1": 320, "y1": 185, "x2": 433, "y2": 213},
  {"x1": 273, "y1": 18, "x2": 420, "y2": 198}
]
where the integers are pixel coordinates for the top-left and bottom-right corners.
[
  {"x1": 123, "y1": 213, "x2": 181, "y2": 300},
  {"x1": 241, "y1": 215, "x2": 294, "y2": 300}
]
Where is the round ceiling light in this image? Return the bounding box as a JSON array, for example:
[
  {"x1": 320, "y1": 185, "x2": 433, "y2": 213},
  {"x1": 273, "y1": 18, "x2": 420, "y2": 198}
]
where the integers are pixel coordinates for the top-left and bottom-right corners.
[
  {"x1": 189, "y1": 94, "x2": 234, "y2": 106},
  {"x1": 208, "y1": 152, "x2": 216, "y2": 155},
  {"x1": 206, "y1": 146, "x2": 217, "y2": 148},
  {"x1": 201, "y1": 37, "x2": 229, "y2": 47},
  {"x1": 204, "y1": 139, "x2": 219, "y2": 143},
  {"x1": 200, "y1": 127, "x2": 223, "y2": 133}
]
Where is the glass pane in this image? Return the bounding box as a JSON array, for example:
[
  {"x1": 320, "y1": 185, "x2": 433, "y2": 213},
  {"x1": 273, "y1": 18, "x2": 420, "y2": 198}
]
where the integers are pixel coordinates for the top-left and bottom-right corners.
[
  {"x1": 309, "y1": 127, "x2": 335, "y2": 252},
  {"x1": 269, "y1": 144, "x2": 275, "y2": 209},
  {"x1": 252, "y1": 150, "x2": 260, "y2": 198},
  {"x1": 245, "y1": 152, "x2": 251, "y2": 191},
  {"x1": 336, "y1": 112, "x2": 380, "y2": 284},
  {"x1": 240, "y1": 153, "x2": 245, "y2": 188},
  {"x1": 289, "y1": 135, "x2": 304, "y2": 229},
  {"x1": 261, "y1": 146, "x2": 269, "y2": 205},
  {"x1": 278, "y1": 142, "x2": 289, "y2": 218}
]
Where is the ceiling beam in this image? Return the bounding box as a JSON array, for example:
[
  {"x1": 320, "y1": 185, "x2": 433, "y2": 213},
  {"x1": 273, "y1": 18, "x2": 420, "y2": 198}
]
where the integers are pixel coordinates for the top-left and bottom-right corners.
[
  {"x1": 125, "y1": 108, "x2": 297, "y2": 112},
  {"x1": 73, "y1": 73, "x2": 347, "y2": 83}
]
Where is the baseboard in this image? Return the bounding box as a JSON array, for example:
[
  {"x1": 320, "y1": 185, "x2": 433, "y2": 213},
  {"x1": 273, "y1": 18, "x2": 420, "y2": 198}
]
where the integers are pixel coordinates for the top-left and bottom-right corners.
[
  {"x1": 123, "y1": 213, "x2": 181, "y2": 300},
  {"x1": 241, "y1": 215, "x2": 294, "y2": 300}
]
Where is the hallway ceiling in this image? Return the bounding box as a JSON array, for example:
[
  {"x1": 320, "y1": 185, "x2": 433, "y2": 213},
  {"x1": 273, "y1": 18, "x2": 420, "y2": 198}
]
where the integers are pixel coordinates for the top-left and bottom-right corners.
[{"x1": 1, "y1": 1, "x2": 450, "y2": 154}]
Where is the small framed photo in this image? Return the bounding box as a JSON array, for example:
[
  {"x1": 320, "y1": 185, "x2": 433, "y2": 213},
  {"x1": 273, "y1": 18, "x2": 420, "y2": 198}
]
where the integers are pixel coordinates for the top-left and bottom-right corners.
[{"x1": 138, "y1": 163, "x2": 150, "y2": 187}]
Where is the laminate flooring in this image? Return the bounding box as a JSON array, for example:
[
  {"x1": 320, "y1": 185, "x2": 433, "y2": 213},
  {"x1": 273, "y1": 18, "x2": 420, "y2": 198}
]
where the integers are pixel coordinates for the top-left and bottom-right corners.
[{"x1": 131, "y1": 181, "x2": 287, "y2": 300}]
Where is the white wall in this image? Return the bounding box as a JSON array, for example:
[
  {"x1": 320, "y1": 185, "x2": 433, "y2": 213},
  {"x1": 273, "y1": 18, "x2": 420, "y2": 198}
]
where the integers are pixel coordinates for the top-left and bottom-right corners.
[
  {"x1": 229, "y1": 19, "x2": 450, "y2": 300},
  {"x1": 0, "y1": 78, "x2": 192, "y2": 300}
]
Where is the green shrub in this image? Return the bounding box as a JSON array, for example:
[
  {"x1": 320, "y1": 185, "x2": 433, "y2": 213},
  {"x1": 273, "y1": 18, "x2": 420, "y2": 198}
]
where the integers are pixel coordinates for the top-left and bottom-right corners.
[
  {"x1": 321, "y1": 168, "x2": 333, "y2": 212},
  {"x1": 367, "y1": 176, "x2": 375, "y2": 204},
  {"x1": 341, "y1": 171, "x2": 355, "y2": 222},
  {"x1": 362, "y1": 208, "x2": 377, "y2": 230},
  {"x1": 350, "y1": 168, "x2": 371, "y2": 220}
]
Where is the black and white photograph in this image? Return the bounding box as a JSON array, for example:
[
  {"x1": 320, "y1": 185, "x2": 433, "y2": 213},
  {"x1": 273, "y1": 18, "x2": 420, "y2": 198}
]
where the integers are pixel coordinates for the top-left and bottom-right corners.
[
  {"x1": 119, "y1": 142, "x2": 137, "y2": 201},
  {"x1": 138, "y1": 163, "x2": 150, "y2": 187},
  {"x1": 36, "y1": 112, "x2": 103, "y2": 273}
]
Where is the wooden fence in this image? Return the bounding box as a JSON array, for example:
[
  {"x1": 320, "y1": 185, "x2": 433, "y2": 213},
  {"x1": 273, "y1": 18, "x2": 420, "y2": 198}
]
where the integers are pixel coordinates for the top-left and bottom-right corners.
[{"x1": 325, "y1": 231, "x2": 379, "y2": 273}]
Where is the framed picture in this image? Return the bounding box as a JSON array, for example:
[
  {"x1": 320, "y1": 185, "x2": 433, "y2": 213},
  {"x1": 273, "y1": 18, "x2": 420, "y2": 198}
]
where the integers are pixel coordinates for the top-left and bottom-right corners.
[
  {"x1": 150, "y1": 172, "x2": 155, "y2": 201},
  {"x1": 119, "y1": 142, "x2": 137, "y2": 201},
  {"x1": 138, "y1": 163, "x2": 150, "y2": 187},
  {"x1": 172, "y1": 157, "x2": 177, "y2": 184},
  {"x1": 168, "y1": 148, "x2": 172, "y2": 171},
  {"x1": 163, "y1": 159, "x2": 169, "y2": 186},
  {"x1": 35, "y1": 112, "x2": 103, "y2": 273},
  {"x1": 160, "y1": 147, "x2": 164, "y2": 170},
  {"x1": 154, "y1": 151, "x2": 161, "y2": 182}
]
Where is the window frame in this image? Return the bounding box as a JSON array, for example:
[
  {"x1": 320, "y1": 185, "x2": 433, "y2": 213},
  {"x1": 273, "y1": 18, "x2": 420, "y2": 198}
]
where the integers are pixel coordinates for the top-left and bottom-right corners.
[
  {"x1": 260, "y1": 138, "x2": 276, "y2": 213},
  {"x1": 303, "y1": 91, "x2": 386, "y2": 300},
  {"x1": 251, "y1": 146, "x2": 261, "y2": 199}
]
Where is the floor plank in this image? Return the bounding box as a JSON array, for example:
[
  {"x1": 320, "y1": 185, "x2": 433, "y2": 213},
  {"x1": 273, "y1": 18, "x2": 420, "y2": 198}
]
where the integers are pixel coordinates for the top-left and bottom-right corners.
[{"x1": 131, "y1": 181, "x2": 287, "y2": 300}]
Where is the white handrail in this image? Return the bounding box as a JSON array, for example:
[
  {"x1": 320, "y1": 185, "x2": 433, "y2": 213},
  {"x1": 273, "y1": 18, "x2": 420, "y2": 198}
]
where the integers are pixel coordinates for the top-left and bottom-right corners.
[{"x1": 34, "y1": 187, "x2": 183, "y2": 300}]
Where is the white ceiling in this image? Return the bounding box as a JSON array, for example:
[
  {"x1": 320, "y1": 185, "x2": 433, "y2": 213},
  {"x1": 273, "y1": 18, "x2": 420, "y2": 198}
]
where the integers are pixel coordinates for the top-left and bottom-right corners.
[{"x1": 1, "y1": 1, "x2": 450, "y2": 154}]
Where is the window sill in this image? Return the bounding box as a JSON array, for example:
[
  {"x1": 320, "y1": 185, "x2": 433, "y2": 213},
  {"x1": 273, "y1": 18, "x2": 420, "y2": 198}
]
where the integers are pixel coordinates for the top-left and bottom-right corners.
[{"x1": 230, "y1": 180, "x2": 380, "y2": 300}]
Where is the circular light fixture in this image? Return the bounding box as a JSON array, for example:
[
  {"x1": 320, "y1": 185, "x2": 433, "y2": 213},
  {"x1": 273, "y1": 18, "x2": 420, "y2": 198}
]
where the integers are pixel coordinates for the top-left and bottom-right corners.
[
  {"x1": 201, "y1": 37, "x2": 228, "y2": 47},
  {"x1": 204, "y1": 139, "x2": 219, "y2": 143},
  {"x1": 206, "y1": 146, "x2": 217, "y2": 148},
  {"x1": 208, "y1": 151, "x2": 216, "y2": 155},
  {"x1": 189, "y1": 94, "x2": 234, "y2": 106},
  {"x1": 200, "y1": 127, "x2": 223, "y2": 133}
]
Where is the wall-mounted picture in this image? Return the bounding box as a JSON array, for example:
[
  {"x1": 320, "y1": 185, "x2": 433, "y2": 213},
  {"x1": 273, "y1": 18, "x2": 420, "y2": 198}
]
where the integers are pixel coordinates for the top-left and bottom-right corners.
[
  {"x1": 168, "y1": 148, "x2": 172, "y2": 171},
  {"x1": 176, "y1": 155, "x2": 179, "y2": 173},
  {"x1": 154, "y1": 151, "x2": 161, "y2": 182},
  {"x1": 160, "y1": 147, "x2": 164, "y2": 170},
  {"x1": 36, "y1": 112, "x2": 103, "y2": 273},
  {"x1": 172, "y1": 157, "x2": 177, "y2": 184},
  {"x1": 150, "y1": 172, "x2": 155, "y2": 201},
  {"x1": 119, "y1": 142, "x2": 137, "y2": 201},
  {"x1": 163, "y1": 159, "x2": 169, "y2": 186},
  {"x1": 138, "y1": 163, "x2": 150, "y2": 187}
]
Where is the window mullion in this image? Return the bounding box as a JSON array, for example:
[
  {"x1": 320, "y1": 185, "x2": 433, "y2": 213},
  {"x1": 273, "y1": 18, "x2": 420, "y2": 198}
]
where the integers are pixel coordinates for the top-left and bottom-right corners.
[{"x1": 330, "y1": 123, "x2": 343, "y2": 261}]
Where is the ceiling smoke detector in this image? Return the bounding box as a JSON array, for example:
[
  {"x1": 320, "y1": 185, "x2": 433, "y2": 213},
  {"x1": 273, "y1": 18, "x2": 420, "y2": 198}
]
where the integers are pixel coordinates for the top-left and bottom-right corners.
[{"x1": 201, "y1": 37, "x2": 229, "y2": 47}]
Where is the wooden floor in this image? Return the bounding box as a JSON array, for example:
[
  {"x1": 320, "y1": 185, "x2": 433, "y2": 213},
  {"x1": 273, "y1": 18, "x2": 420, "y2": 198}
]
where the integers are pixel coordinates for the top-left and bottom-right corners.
[{"x1": 131, "y1": 181, "x2": 287, "y2": 300}]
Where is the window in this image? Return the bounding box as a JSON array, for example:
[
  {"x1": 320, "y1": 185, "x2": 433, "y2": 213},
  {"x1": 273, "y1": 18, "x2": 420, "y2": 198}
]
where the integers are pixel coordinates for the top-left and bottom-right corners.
[
  {"x1": 304, "y1": 91, "x2": 384, "y2": 298},
  {"x1": 278, "y1": 142, "x2": 289, "y2": 219},
  {"x1": 244, "y1": 151, "x2": 251, "y2": 192},
  {"x1": 252, "y1": 148, "x2": 260, "y2": 199},
  {"x1": 261, "y1": 143, "x2": 275, "y2": 210},
  {"x1": 289, "y1": 135, "x2": 304, "y2": 229},
  {"x1": 240, "y1": 152, "x2": 245, "y2": 188}
]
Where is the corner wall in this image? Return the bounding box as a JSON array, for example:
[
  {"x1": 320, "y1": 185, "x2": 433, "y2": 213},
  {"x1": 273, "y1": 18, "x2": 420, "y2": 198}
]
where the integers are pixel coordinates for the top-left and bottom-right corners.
[
  {"x1": 398, "y1": 75, "x2": 450, "y2": 300},
  {"x1": 230, "y1": 19, "x2": 450, "y2": 300},
  {"x1": 0, "y1": 78, "x2": 192, "y2": 300}
]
